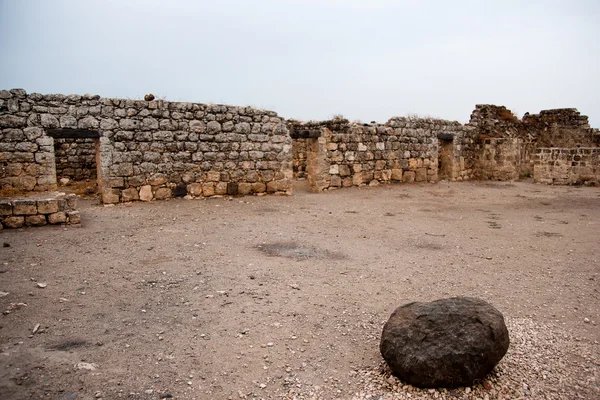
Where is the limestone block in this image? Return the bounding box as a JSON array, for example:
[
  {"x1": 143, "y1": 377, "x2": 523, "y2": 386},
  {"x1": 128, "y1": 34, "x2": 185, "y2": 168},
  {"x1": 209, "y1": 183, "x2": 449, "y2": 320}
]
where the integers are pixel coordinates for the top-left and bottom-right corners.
[
  {"x1": 48, "y1": 212, "x2": 68, "y2": 224},
  {"x1": 65, "y1": 194, "x2": 78, "y2": 210},
  {"x1": 14, "y1": 176, "x2": 37, "y2": 191},
  {"x1": 40, "y1": 114, "x2": 59, "y2": 128},
  {"x1": 154, "y1": 187, "x2": 172, "y2": 200},
  {"x1": 67, "y1": 211, "x2": 81, "y2": 224},
  {"x1": 206, "y1": 171, "x2": 220, "y2": 182},
  {"x1": 188, "y1": 183, "x2": 203, "y2": 197},
  {"x1": 23, "y1": 127, "x2": 44, "y2": 141},
  {"x1": 121, "y1": 188, "x2": 139, "y2": 202},
  {"x1": 202, "y1": 182, "x2": 215, "y2": 196},
  {"x1": 408, "y1": 158, "x2": 418, "y2": 170},
  {"x1": 215, "y1": 182, "x2": 228, "y2": 195},
  {"x1": 37, "y1": 199, "x2": 58, "y2": 214},
  {"x1": 238, "y1": 182, "x2": 252, "y2": 195},
  {"x1": 3, "y1": 216, "x2": 25, "y2": 228},
  {"x1": 352, "y1": 173, "x2": 363, "y2": 186},
  {"x1": 26, "y1": 214, "x2": 47, "y2": 226},
  {"x1": 147, "y1": 173, "x2": 167, "y2": 186},
  {"x1": 251, "y1": 182, "x2": 266, "y2": 193},
  {"x1": 207, "y1": 121, "x2": 221, "y2": 133},
  {"x1": 329, "y1": 164, "x2": 339, "y2": 175},
  {"x1": 339, "y1": 165, "x2": 351, "y2": 177},
  {"x1": 403, "y1": 171, "x2": 416, "y2": 183},
  {"x1": 381, "y1": 169, "x2": 392, "y2": 181},
  {"x1": 102, "y1": 188, "x2": 120, "y2": 204},
  {"x1": 60, "y1": 115, "x2": 77, "y2": 128},
  {"x1": 330, "y1": 175, "x2": 342, "y2": 187},
  {"x1": 0, "y1": 200, "x2": 12, "y2": 216},
  {"x1": 139, "y1": 185, "x2": 153, "y2": 201},
  {"x1": 78, "y1": 115, "x2": 99, "y2": 129},
  {"x1": 415, "y1": 168, "x2": 428, "y2": 182},
  {"x1": 13, "y1": 200, "x2": 37, "y2": 215},
  {"x1": 358, "y1": 143, "x2": 367, "y2": 151}
]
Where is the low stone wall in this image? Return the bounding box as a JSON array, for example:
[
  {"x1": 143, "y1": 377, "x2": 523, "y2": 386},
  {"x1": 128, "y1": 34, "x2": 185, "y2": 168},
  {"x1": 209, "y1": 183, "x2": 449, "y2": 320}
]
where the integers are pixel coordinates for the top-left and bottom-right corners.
[
  {"x1": 534, "y1": 148, "x2": 599, "y2": 186},
  {"x1": 0, "y1": 193, "x2": 80, "y2": 229}
]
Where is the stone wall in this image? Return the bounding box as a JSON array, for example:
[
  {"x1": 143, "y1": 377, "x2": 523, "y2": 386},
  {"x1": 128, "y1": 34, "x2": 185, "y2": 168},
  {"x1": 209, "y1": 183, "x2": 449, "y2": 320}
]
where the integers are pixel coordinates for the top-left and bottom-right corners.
[
  {"x1": 0, "y1": 89, "x2": 293, "y2": 203},
  {"x1": 54, "y1": 138, "x2": 97, "y2": 182},
  {"x1": 0, "y1": 192, "x2": 80, "y2": 229},
  {"x1": 0, "y1": 89, "x2": 57, "y2": 193},
  {"x1": 468, "y1": 105, "x2": 599, "y2": 180},
  {"x1": 534, "y1": 148, "x2": 599, "y2": 186},
  {"x1": 291, "y1": 117, "x2": 476, "y2": 192},
  {"x1": 475, "y1": 138, "x2": 522, "y2": 181},
  {"x1": 291, "y1": 137, "x2": 309, "y2": 179}
]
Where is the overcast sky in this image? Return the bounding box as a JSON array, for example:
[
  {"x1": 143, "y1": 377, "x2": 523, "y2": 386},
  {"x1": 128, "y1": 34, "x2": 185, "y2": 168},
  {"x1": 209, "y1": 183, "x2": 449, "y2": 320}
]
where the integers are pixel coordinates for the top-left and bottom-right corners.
[{"x1": 1, "y1": 0, "x2": 599, "y2": 125}]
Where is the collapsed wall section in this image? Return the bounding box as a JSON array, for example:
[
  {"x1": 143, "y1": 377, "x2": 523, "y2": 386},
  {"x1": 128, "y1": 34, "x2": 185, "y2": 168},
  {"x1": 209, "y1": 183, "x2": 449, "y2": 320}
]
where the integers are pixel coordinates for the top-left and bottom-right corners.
[{"x1": 469, "y1": 105, "x2": 599, "y2": 181}]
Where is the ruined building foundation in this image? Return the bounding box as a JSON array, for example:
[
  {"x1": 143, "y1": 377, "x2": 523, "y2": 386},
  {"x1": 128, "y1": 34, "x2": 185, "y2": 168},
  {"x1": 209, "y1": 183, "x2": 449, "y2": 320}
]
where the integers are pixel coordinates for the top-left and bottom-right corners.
[{"x1": 1, "y1": 89, "x2": 599, "y2": 228}]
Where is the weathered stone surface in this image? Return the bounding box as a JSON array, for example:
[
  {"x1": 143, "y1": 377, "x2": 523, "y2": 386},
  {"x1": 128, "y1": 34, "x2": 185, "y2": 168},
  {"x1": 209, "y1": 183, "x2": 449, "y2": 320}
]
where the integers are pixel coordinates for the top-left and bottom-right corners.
[
  {"x1": 66, "y1": 211, "x2": 81, "y2": 224},
  {"x1": 3, "y1": 216, "x2": 25, "y2": 228},
  {"x1": 26, "y1": 214, "x2": 47, "y2": 226},
  {"x1": 154, "y1": 187, "x2": 172, "y2": 200},
  {"x1": 121, "y1": 187, "x2": 139, "y2": 202},
  {"x1": 139, "y1": 185, "x2": 153, "y2": 201},
  {"x1": 13, "y1": 200, "x2": 37, "y2": 215},
  {"x1": 37, "y1": 199, "x2": 58, "y2": 214},
  {"x1": 0, "y1": 200, "x2": 12, "y2": 216},
  {"x1": 48, "y1": 211, "x2": 68, "y2": 224},
  {"x1": 187, "y1": 183, "x2": 203, "y2": 197},
  {"x1": 380, "y1": 297, "x2": 509, "y2": 388}
]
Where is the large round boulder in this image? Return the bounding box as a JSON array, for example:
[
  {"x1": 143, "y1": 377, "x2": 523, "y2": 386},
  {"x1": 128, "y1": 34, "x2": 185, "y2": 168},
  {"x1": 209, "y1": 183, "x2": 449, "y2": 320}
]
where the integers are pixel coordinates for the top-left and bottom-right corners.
[{"x1": 380, "y1": 297, "x2": 509, "y2": 388}]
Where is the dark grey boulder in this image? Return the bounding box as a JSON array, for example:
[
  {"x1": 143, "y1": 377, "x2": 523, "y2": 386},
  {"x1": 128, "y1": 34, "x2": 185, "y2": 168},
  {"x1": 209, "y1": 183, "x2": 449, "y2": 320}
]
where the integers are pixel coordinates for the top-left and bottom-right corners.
[{"x1": 380, "y1": 297, "x2": 509, "y2": 388}]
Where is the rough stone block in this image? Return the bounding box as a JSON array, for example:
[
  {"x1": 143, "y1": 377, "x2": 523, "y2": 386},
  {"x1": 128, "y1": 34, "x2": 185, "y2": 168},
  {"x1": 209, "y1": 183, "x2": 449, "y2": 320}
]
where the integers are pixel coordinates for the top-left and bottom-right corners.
[
  {"x1": 65, "y1": 194, "x2": 78, "y2": 210},
  {"x1": 26, "y1": 213, "x2": 48, "y2": 226},
  {"x1": 226, "y1": 182, "x2": 238, "y2": 195},
  {"x1": 121, "y1": 188, "x2": 139, "y2": 202},
  {"x1": 391, "y1": 168, "x2": 403, "y2": 181},
  {"x1": 48, "y1": 212, "x2": 68, "y2": 224},
  {"x1": 0, "y1": 200, "x2": 13, "y2": 216},
  {"x1": 251, "y1": 182, "x2": 266, "y2": 193},
  {"x1": 102, "y1": 188, "x2": 120, "y2": 204},
  {"x1": 37, "y1": 199, "x2": 58, "y2": 214},
  {"x1": 202, "y1": 183, "x2": 215, "y2": 197},
  {"x1": 3, "y1": 216, "x2": 25, "y2": 228},
  {"x1": 237, "y1": 183, "x2": 252, "y2": 195},
  {"x1": 67, "y1": 211, "x2": 81, "y2": 224},
  {"x1": 188, "y1": 183, "x2": 203, "y2": 197},
  {"x1": 154, "y1": 187, "x2": 172, "y2": 200},
  {"x1": 13, "y1": 200, "x2": 37, "y2": 215},
  {"x1": 139, "y1": 185, "x2": 153, "y2": 201},
  {"x1": 415, "y1": 168, "x2": 428, "y2": 182},
  {"x1": 215, "y1": 182, "x2": 228, "y2": 195},
  {"x1": 403, "y1": 171, "x2": 416, "y2": 183}
]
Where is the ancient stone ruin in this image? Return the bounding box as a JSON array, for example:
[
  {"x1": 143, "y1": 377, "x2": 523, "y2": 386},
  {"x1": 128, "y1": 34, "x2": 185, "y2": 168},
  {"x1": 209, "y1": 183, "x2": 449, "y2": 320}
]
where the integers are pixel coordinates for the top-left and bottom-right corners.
[{"x1": 1, "y1": 89, "x2": 598, "y2": 226}]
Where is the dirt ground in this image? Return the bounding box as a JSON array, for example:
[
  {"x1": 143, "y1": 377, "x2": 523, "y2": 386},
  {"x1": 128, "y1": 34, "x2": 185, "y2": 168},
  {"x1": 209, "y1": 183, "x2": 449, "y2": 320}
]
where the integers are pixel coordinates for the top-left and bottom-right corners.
[{"x1": 0, "y1": 181, "x2": 599, "y2": 400}]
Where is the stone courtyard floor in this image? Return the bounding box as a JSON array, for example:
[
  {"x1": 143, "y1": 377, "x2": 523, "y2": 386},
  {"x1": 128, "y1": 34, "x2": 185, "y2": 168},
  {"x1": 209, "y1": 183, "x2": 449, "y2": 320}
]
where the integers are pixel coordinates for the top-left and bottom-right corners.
[{"x1": 0, "y1": 181, "x2": 598, "y2": 399}]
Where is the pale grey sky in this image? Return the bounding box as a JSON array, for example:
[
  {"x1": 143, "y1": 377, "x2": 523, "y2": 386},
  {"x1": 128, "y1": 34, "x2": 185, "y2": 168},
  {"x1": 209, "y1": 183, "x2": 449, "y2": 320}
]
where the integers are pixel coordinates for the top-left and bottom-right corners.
[{"x1": 1, "y1": 0, "x2": 599, "y2": 125}]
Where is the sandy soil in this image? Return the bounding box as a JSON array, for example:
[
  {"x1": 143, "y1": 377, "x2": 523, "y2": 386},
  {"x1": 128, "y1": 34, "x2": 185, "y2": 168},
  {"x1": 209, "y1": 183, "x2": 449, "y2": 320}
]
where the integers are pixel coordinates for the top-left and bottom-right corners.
[{"x1": 0, "y1": 181, "x2": 599, "y2": 400}]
